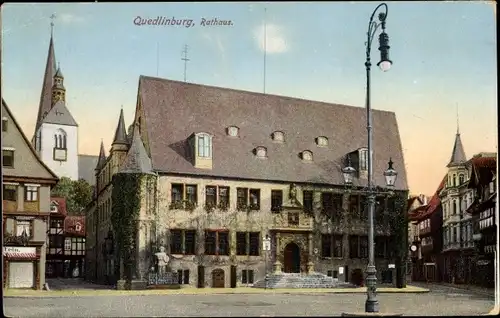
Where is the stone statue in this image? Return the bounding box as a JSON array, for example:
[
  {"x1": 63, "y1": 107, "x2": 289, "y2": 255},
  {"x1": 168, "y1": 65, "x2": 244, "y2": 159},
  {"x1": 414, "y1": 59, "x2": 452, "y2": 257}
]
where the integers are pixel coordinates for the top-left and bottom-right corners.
[
  {"x1": 289, "y1": 183, "x2": 297, "y2": 201},
  {"x1": 155, "y1": 246, "x2": 169, "y2": 276}
]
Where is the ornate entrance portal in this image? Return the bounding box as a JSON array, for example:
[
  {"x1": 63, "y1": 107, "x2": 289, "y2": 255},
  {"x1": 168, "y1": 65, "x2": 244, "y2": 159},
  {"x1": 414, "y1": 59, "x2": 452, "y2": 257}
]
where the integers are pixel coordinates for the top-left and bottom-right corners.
[{"x1": 283, "y1": 242, "x2": 301, "y2": 273}]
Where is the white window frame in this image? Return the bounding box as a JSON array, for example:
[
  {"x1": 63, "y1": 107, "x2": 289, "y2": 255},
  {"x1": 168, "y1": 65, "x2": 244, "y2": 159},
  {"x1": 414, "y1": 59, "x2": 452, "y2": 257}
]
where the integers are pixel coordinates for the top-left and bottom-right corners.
[
  {"x1": 16, "y1": 220, "x2": 31, "y2": 237},
  {"x1": 25, "y1": 185, "x2": 39, "y2": 201},
  {"x1": 359, "y1": 149, "x2": 368, "y2": 171},
  {"x1": 197, "y1": 134, "x2": 212, "y2": 158}
]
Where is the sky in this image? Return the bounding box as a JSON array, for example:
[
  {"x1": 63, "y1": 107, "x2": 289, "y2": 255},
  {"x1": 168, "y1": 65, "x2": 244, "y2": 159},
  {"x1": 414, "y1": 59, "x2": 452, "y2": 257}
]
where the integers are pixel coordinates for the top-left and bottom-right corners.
[{"x1": 1, "y1": 2, "x2": 497, "y2": 196}]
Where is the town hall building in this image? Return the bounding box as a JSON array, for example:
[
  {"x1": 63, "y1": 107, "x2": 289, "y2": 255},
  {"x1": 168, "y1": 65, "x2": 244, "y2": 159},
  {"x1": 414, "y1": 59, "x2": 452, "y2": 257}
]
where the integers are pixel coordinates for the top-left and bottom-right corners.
[{"x1": 85, "y1": 75, "x2": 410, "y2": 289}]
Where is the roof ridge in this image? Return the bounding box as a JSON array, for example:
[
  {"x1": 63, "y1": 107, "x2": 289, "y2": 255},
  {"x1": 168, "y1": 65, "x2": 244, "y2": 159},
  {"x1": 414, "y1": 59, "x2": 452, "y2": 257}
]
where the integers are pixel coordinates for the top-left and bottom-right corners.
[{"x1": 139, "y1": 75, "x2": 396, "y2": 115}]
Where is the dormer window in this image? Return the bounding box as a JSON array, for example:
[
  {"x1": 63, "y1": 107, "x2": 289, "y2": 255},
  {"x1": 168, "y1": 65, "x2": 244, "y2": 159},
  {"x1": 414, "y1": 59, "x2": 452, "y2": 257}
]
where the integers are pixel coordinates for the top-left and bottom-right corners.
[
  {"x1": 301, "y1": 150, "x2": 313, "y2": 161},
  {"x1": 227, "y1": 126, "x2": 239, "y2": 137},
  {"x1": 359, "y1": 148, "x2": 368, "y2": 171},
  {"x1": 316, "y1": 136, "x2": 328, "y2": 147},
  {"x1": 255, "y1": 146, "x2": 267, "y2": 158},
  {"x1": 272, "y1": 131, "x2": 285, "y2": 142},
  {"x1": 197, "y1": 133, "x2": 212, "y2": 158},
  {"x1": 50, "y1": 202, "x2": 58, "y2": 213}
]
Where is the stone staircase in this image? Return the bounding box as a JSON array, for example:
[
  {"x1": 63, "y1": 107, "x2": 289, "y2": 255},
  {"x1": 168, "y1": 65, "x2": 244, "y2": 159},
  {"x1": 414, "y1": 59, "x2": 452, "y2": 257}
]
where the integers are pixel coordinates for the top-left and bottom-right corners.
[{"x1": 253, "y1": 272, "x2": 358, "y2": 289}]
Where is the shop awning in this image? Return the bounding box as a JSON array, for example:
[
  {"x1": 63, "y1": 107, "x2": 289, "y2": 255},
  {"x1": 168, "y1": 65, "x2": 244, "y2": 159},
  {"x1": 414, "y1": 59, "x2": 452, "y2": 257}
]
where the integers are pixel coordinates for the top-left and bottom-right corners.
[{"x1": 3, "y1": 252, "x2": 37, "y2": 259}]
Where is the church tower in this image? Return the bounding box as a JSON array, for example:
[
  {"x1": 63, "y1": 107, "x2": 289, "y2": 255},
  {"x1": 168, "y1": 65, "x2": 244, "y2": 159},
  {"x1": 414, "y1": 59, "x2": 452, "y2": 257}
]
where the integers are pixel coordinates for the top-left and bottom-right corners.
[{"x1": 33, "y1": 21, "x2": 79, "y2": 180}]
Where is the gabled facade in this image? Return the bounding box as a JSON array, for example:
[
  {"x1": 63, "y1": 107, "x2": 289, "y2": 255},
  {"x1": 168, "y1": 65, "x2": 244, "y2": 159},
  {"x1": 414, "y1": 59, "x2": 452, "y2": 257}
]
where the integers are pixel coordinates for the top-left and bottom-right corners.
[
  {"x1": 86, "y1": 76, "x2": 410, "y2": 289},
  {"x1": 466, "y1": 154, "x2": 497, "y2": 288},
  {"x1": 2, "y1": 99, "x2": 59, "y2": 289},
  {"x1": 46, "y1": 197, "x2": 86, "y2": 278}
]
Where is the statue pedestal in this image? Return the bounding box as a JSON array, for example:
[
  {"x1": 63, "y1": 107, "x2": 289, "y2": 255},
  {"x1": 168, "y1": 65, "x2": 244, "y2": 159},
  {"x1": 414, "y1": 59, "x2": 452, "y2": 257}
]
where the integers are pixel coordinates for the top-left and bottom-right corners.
[
  {"x1": 307, "y1": 261, "x2": 315, "y2": 274},
  {"x1": 273, "y1": 261, "x2": 282, "y2": 274}
]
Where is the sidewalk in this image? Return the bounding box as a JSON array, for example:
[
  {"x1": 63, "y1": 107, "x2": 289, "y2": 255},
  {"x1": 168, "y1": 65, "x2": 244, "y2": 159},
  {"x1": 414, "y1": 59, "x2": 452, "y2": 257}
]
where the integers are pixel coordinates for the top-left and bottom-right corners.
[
  {"x1": 3, "y1": 285, "x2": 429, "y2": 298},
  {"x1": 414, "y1": 281, "x2": 494, "y2": 296}
]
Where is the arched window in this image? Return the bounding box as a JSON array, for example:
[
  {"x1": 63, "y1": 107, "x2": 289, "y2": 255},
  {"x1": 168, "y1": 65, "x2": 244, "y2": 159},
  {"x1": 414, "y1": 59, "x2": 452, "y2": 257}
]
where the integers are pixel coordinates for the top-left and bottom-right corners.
[
  {"x1": 453, "y1": 200, "x2": 458, "y2": 215},
  {"x1": 459, "y1": 174, "x2": 464, "y2": 185},
  {"x1": 54, "y1": 129, "x2": 67, "y2": 149},
  {"x1": 452, "y1": 174, "x2": 457, "y2": 187}
]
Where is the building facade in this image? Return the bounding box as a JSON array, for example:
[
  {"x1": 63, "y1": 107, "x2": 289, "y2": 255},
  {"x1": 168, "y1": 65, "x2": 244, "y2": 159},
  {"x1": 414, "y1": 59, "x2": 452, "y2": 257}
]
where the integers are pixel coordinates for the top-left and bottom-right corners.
[
  {"x1": 31, "y1": 29, "x2": 98, "y2": 184},
  {"x1": 409, "y1": 179, "x2": 445, "y2": 282},
  {"x1": 2, "y1": 99, "x2": 59, "y2": 289},
  {"x1": 46, "y1": 197, "x2": 86, "y2": 278},
  {"x1": 85, "y1": 76, "x2": 410, "y2": 288},
  {"x1": 466, "y1": 155, "x2": 497, "y2": 288}
]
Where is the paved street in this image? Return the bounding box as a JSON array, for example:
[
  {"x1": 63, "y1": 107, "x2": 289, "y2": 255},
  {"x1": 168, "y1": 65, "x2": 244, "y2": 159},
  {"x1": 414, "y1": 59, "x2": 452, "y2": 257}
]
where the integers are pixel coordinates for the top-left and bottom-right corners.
[{"x1": 4, "y1": 287, "x2": 494, "y2": 317}]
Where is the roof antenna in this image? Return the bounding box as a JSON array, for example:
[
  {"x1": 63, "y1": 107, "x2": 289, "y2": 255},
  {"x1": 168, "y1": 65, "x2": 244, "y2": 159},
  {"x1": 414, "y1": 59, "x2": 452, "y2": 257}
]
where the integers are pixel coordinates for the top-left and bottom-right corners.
[
  {"x1": 263, "y1": 7, "x2": 267, "y2": 94},
  {"x1": 182, "y1": 44, "x2": 190, "y2": 82}
]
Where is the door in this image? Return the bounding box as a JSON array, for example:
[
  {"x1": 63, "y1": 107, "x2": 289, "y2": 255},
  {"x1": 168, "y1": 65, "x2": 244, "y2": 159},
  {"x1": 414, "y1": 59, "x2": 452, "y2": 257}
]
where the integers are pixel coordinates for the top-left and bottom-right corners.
[
  {"x1": 212, "y1": 268, "x2": 225, "y2": 288},
  {"x1": 230, "y1": 265, "x2": 237, "y2": 288},
  {"x1": 9, "y1": 262, "x2": 34, "y2": 288},
  {"x1": 283, "y1": 242, "x2": 301, "y2": 273},
  {"x1": 197, "y1": 266, "x2": 205, "y2": 288}
]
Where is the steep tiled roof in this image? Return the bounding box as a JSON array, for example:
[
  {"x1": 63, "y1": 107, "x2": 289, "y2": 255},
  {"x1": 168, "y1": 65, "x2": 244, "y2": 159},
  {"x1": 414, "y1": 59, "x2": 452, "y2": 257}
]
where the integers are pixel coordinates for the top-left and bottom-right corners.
[
  {"x1": 112, "y1": 108, "x2": 128, "y2": 145},
  {"x1": 137, "y1": 76, "x2": 408, "y2": 189},
  {"x1": 51, "y1": 197, "x2": 67, "y2": 216},
  {"x1": 2, "y1": 99, "x2": 59, "y2": 181},
  {"x1": 96, "y1": 140, "x2": 107, "y2": 170},
  {"x1": 41, "y1": 100, "x2": 78, "y2": 127},
  {"x1": 64, "y1": 216, "x2": 85, "y2": 237},
  {"x1": 409, "y1": 176, "x2": 446, "y2": 221},
  {"x1": 447, "y1": 133, "x2": 467, "y2": 167},
  {"x1": 119, "y1": 128, "x2": 153, "y2": 174},
  {"x1": 34, "y1": 35, "x2": 57, "y2": 136},
  {"x1": 468, "y1": 155, "x2": 497, "y2": 189}
]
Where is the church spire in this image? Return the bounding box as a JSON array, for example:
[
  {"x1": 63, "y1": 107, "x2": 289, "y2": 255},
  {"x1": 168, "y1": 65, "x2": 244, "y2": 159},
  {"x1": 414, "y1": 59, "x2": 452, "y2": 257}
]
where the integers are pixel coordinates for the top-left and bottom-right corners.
[
  {"x1": 447, "y1": 131, "x2": 467, "y2": 167},
  {"x1": 96, "y1": 140, "x2": 107, "y2": 171},
  {"x1": 34, "y1": 16, "x2": 57, "y2": 138},
  {"x1": 112, "y1": 107, "x2": 128, "y2": 145}
]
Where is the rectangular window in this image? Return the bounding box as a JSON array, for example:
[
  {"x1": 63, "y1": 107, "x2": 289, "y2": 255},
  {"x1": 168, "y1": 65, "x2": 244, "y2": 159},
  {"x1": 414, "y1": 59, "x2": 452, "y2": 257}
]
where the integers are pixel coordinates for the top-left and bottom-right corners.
[
  {"x1": 170, "y1": 230, "x2": 183, "y2": 254},
  {"x1": 375, "y1": 236, "x2": 387, "y2": 258},
  {"x1": 359, "y1": 149, "x2": 368, "y2": 171},
  {"x1": 218, "y1": 186, "x2": 229, "y2": 208},
  {"x1": 359, "y1": 196, "x2": 368, "y2": 220},
  {"x1": 349, "y1": 235, "x2": 360, "y2": 258},
  {"x1": 205, "y1": 186, "x2": 217, "y2": 207},
  {"x1": 170, "y1": 229, "x2": 196, "y2": 255},
  {"x1": 241, "y1": 269, "x2": 254, "y2": 284},
  {"x1": 25, "y1": 186, "x2": 38, "y2": 202},
  {"x1": 349, "y1": 195, "x2": 359, "y2": 216},
  {"x1": 321, "y1": 192, "x2": 333, "y2": 216},
  {"x1": 327, "y1": 270, "x2": 339, "y2": 278},
  {"x1": 237, "y1": 188, "x2": 248, "y2": 209},
  {"x1": 249, "y1": 232, "x2": 260, "y2": 256},
  {"x1": 177, "y1": 269, "x2": 190, "y2": 284},
  {"x1": 171, "y1": 184, "x2": 183, "y2": 203},
  {"x1": 322, "y1": 234, "x2": 343, "y2": 258},
  {"x1": 16, "y1": 220, "x2": 32, "y2": 237},
  {"x1": 186, "y1": 185, "x2": 197, "y2": 204},
  {"x1": 303, "y1": 190, "x2": 313, "y2": 213},
  {"x1": 333, "y1": 235, "x2": 343, "y2": 257},
  {"x1": 2, "y1": 118, "x2": 7, "y2": 132},
  {"x1": 2, "y1": 149, "x2": 14, "y2": 167},
  {"x1": 321, "y1": 234, "x2": 332, "y2": 258},
  {"x1": 360, "y1": 236, "x2": 368, "y2": 258},
  {"x1": 271, "y1": 190, "x2": 283, "y2": 212},
  {"x1": 3, "y1": 184, "x2": 17, "y2": 201},
  {"x1": 249, "y1": 189, "x2": 260, "y2": 210},
  {"x1": 205, "y1": 230, "x2": 229, "y2": 256},
  {"x1": 236, "y1": 232, "x2": 247, "y2": 255},
  {"x1": 197, "y1": 135, "x2": 211, "y2": 158}
]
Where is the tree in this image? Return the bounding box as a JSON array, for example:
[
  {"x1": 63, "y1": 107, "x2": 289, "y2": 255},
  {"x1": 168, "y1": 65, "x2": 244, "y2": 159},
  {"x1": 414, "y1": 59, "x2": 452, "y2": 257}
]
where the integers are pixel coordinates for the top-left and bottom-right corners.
[{"x1": 52, "y1": 177, "x2": 93, "y2": 215}]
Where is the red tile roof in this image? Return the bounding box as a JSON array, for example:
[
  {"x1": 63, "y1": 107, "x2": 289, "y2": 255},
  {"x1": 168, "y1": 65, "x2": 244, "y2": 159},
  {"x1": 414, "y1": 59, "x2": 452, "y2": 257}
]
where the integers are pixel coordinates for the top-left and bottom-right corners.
[
  {"x1": 50, "y1": 197, "x2": 67, "y2": 216},
  {"x1": 408, "y1": 175, "x2": 446, "y2": 222},
  {"x1": 470, "y1": 156, "x2": 496, "y2": 169},
  {"x1": 64, "y1": 216, "x2": 85, "y2": 237}
]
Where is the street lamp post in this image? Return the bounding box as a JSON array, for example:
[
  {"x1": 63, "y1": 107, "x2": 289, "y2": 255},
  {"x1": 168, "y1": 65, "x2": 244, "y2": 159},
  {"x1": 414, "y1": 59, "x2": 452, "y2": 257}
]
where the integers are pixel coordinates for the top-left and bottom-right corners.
[{"x1": 365, "y1": 2, "x2": 392, "y2": 313}]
